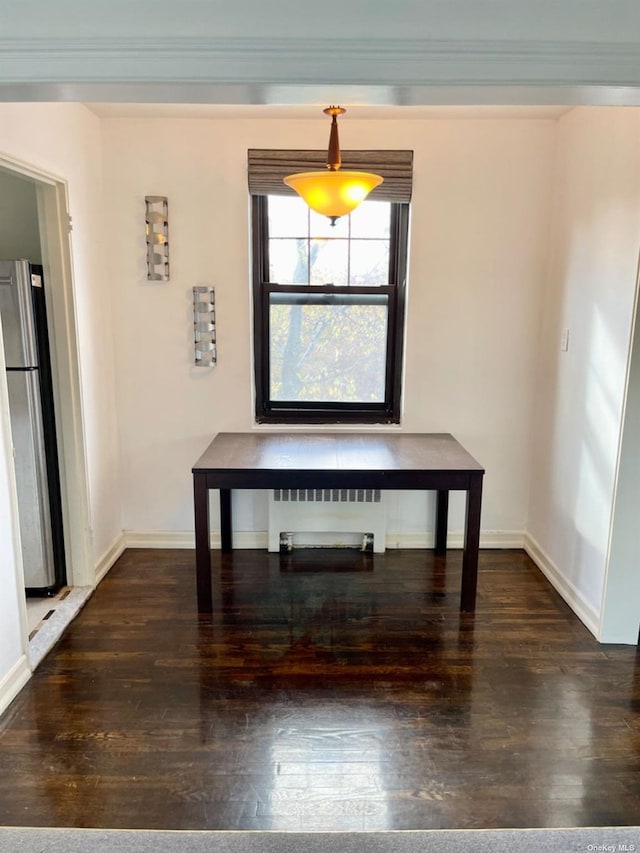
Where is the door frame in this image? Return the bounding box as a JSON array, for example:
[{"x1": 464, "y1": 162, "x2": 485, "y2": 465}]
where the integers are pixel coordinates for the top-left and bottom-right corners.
[{"x1": 0, "y1": 154, "x2": 93, "y2": 590}]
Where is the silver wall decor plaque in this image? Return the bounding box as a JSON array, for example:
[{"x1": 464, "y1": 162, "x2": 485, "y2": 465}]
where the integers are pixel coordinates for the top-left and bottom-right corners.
[
  {"x1": 193, "y1": 286, "x2": 216, "y2": 366},
  {"x1": 145, "y1": 195, "x2": 169, "y2": 281}
]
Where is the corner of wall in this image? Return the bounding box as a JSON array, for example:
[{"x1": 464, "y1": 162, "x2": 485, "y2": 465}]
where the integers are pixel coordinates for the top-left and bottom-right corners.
[
  {"x1": 94, "y1": 531, "x2": 126, "y2": 585},
  {"x1": 0, "y1": 655, "x2": 31, "y2": 718},
  {"x1": 524, "y1": 533, "x2": 600, "y2": 639}
]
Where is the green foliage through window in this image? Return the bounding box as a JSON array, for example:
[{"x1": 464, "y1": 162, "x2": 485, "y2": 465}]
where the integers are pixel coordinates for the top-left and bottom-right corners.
[{"x1": 252, "y1": 194, "x2": 409, "y2": 424}]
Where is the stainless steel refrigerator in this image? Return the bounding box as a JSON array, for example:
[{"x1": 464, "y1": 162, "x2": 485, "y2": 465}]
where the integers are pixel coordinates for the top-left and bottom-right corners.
[{"x1": 0, "y1": 260, "x2": 66, "y2": 595}]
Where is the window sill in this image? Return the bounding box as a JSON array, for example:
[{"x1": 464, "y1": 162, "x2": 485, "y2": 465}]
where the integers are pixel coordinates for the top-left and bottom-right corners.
[{"x1": 255, "y1": 412, "x2": 401, "y2": 427}]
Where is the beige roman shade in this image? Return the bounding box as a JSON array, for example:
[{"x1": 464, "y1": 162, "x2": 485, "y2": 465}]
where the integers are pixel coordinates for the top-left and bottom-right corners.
[{"x1": 248, "y1": 149, "x2": 413, "y2": 203}]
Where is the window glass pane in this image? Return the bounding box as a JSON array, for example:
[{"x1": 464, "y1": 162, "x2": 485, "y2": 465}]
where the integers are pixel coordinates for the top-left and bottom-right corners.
[
  {"x1": 309, "y1": 239, "x2": 349, "y2": 286},
  {"x1": 349, "y1": 240, "x2": 390, "y2": 286},
  {"x1": 269, "y1": 238, "x2": 309, "y2": 284},
  {"x1": 269, "y1": 296, "x2": 388, "y2": 403},
  {"x1": 268, "y1": 195, "x2": 309, "y2": 238},
  {"x1": 309, "y1": 209, "x2": 349, "y2": 239},
  {"x1": 349, "y1": 201, "x2": 391, "y2": 238}
]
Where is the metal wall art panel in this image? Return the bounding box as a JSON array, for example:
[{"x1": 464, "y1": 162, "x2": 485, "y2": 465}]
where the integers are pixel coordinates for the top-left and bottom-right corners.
[
  {"x1": 145, "y1": 195, "x2": 169, "y2": 281},
  {"x1": 193, "y1": 286, "x2": 216, "y2": 366}
]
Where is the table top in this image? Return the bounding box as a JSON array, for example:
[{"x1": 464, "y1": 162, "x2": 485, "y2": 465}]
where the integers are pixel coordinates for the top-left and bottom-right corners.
[{"x1": 193, "y1": 432, "x2": 484, "y2": 475}]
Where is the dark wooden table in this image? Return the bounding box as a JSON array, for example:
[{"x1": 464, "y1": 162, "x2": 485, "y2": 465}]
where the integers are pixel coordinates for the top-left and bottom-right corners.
[{"x1": 192, "y1": 432, "x2": 484, "y2": 618}]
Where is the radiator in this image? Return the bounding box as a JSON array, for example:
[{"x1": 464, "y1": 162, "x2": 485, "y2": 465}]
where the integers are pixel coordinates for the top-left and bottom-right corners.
[{"x1": 267, "y1": 488, "x2": 386, "y2": 553}]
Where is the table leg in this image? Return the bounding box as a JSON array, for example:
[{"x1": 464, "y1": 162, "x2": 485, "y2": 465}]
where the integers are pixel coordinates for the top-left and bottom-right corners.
[
  {"x1": 435, "y1": 490, "x2": 449, "y2": 555},
  {"x1": 194, "y1": 472, "x2": 212, "y2": 618},
  {"x1": 461, "y1": 474, "x2": 483, "y2": 612},
  {"x1": 220, "y1": 488, "x2": 232, "y2": 553}
]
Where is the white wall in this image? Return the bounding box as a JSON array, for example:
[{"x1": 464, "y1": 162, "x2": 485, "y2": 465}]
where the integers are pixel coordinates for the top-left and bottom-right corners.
[
  {"x1": 102, "y1": 115, "x2": 555, "y2": 544},
  {"x1": 0, "y1": 103, "x2": 123, "y2": 711},
  {"x1": 527, "y1": 107, "x2": 640, "y2": 637},
  {"x1": 0, "y1": 170, "x2": 42, "y2": 262}
]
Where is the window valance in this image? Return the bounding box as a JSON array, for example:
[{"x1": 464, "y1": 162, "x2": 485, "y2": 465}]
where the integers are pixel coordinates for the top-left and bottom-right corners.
[{"x1": 248, "y1": 149, "x2": 413, "y2": 204}]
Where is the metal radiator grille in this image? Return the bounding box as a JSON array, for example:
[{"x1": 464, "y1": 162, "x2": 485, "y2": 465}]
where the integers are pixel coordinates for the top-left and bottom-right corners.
[{"x1": 272, "y1": 488, "x2": 381, "y2": 503}]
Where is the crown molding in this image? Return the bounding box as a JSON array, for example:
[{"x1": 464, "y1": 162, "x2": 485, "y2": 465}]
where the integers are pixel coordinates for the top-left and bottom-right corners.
[{"x1": 0, "y1": 37, "x2": 640, "y2": 92}]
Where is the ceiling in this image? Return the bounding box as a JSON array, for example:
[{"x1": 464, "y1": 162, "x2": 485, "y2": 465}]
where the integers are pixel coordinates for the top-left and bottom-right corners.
[{"x1": 3, "y1": 3, "x2": 640, "y2": 109}]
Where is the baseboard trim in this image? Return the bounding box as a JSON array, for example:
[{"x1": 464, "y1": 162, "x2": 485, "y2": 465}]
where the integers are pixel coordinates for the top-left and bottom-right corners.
[
  {"x1": 0, "y1": 654, "x2": 30, "y2": 717},
  {"x1": 123, "y1": 530, "x2": 268, "y2": 550},
  {"x1": 94, "y1": 532, "x2": 127, "y2": 585},
  {"x1": 385, "y1": 531, "x2": 525, "y2": 550},
  {"x1": 123, "y1": 529, "x2": 524, "y2": 550},
  {"x1": 524, "y1": 533, "x2": 600, "y2": 639}
]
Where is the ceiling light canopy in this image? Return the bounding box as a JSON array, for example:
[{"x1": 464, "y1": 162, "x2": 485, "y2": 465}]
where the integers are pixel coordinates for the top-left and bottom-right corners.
[{"x1": 283, "y1": 106, "x2": 383, "y2": 225}]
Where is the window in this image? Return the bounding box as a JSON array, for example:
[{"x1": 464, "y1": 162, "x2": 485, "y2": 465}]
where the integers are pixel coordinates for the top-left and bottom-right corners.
[{"x1": 249, "y1": 149, "x2": 412, "y2": 424}]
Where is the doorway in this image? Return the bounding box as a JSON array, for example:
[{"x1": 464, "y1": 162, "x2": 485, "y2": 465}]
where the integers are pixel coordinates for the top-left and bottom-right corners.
[{"x1": 0, "y1": 157, "x2": 92, "y2": 662}]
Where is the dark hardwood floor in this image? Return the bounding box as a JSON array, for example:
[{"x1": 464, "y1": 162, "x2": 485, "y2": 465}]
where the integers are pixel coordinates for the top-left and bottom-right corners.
[{"x1": 1, "y1": 547, "x2": 640, "y2": 830}]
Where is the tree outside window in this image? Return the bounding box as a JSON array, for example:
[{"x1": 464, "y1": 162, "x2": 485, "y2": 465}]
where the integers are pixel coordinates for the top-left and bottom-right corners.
[{"x1": 252, "y1": 194, "x2": 409, "y2": 424}]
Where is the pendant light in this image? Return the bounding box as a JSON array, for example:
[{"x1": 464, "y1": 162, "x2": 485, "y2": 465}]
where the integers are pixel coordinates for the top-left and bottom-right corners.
[{"x1": 283, "y1": 106, "x2": 383, "y2": 226}]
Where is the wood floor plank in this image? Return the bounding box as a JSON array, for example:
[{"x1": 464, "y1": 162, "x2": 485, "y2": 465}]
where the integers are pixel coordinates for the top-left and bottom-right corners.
[{"x1": 1, "y1": 547, "x2": 639, "y2": 830}]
